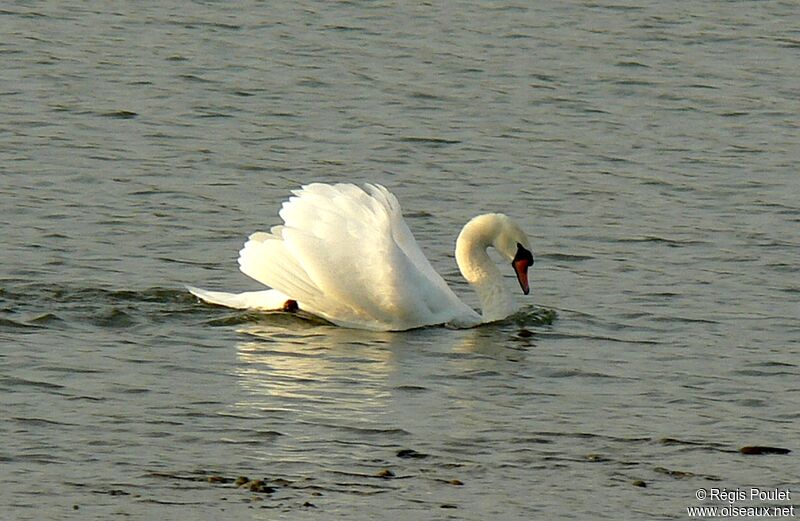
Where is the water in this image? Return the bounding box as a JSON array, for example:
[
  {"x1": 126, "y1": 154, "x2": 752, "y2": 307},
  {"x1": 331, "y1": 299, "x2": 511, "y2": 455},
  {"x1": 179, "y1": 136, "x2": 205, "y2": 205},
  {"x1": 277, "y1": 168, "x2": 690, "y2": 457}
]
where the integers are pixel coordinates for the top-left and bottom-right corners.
[{"x1": 2, "y1": 1, "x2": 799, "y2": 519}]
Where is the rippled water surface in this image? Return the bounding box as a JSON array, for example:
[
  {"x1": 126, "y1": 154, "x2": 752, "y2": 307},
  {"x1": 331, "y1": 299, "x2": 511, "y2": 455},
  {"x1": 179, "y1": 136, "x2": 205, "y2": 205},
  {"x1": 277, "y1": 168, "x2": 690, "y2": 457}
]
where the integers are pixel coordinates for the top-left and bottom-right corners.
[{"x1": 2, "y1": 1, "x2": 799, "y2": 520}]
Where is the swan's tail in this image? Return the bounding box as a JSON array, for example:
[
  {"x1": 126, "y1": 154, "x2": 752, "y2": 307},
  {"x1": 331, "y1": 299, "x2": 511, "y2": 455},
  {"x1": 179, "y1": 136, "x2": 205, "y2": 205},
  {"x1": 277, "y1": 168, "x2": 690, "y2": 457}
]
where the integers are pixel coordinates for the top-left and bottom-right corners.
[{"x1": 186, "y1": 286, "x2": 291, "y2": 310}]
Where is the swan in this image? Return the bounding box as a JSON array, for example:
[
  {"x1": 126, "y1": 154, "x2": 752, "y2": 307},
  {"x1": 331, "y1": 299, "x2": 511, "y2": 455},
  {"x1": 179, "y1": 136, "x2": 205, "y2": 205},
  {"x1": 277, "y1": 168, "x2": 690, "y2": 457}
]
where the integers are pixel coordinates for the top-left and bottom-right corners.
[{"x1": 188, "y1": 183, "x2": 534, "y2": 331}]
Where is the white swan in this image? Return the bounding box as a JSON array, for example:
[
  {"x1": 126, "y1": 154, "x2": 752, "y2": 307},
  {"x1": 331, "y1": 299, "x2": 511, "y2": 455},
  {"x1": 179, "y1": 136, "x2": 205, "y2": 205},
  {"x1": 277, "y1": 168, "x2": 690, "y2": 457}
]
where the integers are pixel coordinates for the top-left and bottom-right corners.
[{"x1": 188, "y1": 183, "x2": 534, "y2": 331}]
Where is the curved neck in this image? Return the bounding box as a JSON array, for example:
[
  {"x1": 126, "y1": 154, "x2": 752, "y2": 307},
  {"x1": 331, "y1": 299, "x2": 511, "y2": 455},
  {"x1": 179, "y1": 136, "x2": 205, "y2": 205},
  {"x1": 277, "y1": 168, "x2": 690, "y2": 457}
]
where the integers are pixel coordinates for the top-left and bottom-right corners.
[{"x1": 455, "y1": 217, "x2": 515, "y2": 323}]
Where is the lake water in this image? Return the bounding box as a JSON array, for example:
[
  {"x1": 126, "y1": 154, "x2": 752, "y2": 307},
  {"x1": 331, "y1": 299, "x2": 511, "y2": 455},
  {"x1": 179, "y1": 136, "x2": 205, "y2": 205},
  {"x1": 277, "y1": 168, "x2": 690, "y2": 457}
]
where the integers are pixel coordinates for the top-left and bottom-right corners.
[{"x1": 2, "y1": 1, "x2": 799, "y2": 519}]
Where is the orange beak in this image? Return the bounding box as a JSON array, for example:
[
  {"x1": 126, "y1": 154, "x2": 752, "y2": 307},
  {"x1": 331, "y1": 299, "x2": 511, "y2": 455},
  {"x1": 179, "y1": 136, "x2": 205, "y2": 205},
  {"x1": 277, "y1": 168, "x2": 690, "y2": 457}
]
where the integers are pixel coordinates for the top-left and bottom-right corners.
[{"x1": 512, "y1": 243, "x2": 534, "y2": 295}]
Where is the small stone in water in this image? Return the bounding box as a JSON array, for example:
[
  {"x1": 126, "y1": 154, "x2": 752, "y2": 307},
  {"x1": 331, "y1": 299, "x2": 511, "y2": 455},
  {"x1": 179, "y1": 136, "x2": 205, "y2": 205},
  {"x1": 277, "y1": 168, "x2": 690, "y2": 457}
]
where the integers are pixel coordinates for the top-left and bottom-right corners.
[
  {"x1": 740, "y1": 446, "x2": 791, "y2": 455},
  {"x1": 248, "y1": 480, "x2": 275, "y2": 493},
  {"x1": 584, "y1": 454, "x2": 610, "y2": 462},
  {"x1": 632, "y1": 480, "x2": 647, "y2": 488},
  {"x1": 653, "y1": 467, "x2": 694, "y2": 479},
  {"x1": 397, "y1": 448, "x2": 428, "y2": 459}
]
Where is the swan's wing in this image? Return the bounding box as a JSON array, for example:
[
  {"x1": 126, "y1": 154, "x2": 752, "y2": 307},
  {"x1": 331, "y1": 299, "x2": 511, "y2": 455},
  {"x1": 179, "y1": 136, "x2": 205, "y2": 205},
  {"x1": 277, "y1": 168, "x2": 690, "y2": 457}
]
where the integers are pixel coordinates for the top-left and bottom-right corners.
[
  {"x1": 364, "y1": 184, "x2": 453, "y2": 291},
  {"x1": 238, "y1": 183, "x2": 478, "y2": 330}
]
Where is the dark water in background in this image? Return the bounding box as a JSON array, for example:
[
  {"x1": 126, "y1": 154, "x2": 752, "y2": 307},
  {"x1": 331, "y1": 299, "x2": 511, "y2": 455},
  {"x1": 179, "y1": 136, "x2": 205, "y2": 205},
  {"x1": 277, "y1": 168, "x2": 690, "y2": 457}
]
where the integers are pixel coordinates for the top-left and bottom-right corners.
[{"x1": 2, "y1": 1, "x2": 799, "y2": 519}]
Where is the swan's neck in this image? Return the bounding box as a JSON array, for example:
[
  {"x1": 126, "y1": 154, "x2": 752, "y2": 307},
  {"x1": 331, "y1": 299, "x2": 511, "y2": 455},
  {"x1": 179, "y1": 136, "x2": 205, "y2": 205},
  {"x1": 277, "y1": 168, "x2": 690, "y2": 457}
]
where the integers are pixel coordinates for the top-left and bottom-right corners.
[{"x1": 455, "y1": 217, "x2": 515, "y2": 323}]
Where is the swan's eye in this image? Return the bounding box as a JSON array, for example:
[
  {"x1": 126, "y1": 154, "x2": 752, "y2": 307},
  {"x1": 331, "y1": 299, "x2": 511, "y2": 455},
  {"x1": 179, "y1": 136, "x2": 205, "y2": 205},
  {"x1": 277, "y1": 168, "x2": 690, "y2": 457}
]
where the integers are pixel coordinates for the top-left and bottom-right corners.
[{"x1": 514, "y1": 243, "x2": 534, "y2": 266}]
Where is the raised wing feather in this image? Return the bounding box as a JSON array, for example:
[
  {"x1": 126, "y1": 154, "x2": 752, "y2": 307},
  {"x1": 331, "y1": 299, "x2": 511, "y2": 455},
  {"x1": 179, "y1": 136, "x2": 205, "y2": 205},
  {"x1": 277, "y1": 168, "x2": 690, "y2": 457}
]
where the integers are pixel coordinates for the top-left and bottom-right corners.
[{"x1": 237, "y1": 183, "x2": 478, "y2": 330}]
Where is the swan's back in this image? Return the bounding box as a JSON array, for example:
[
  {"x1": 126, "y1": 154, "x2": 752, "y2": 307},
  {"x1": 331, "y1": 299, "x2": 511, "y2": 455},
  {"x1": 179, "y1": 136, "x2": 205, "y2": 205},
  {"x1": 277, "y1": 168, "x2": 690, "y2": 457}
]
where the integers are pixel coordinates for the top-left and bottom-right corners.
[{"x1": 238, "y1": 183, "x2": 479, "y2": 331}]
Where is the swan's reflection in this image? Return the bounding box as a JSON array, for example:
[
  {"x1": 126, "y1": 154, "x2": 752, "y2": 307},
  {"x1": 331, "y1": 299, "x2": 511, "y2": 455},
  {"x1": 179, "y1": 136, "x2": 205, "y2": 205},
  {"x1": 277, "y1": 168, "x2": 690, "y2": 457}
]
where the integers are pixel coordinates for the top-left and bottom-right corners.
[
  {"x1": 223, "y1": 315, "x2": 549, "y2": 487},
  {"x1": 231, "y1": 315, "x2": 538, "y2": 426},
  {"x1": 232, "y1": 318, "x2": 402, "y2": 431}
]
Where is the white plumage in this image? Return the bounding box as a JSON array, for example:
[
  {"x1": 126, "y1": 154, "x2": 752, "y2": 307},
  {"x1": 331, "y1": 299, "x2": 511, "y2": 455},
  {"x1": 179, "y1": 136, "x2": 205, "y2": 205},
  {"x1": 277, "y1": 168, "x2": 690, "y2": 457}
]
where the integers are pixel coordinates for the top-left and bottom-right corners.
[{"x1": 189, "y1": 183, "x2": 533, "y2": 331}]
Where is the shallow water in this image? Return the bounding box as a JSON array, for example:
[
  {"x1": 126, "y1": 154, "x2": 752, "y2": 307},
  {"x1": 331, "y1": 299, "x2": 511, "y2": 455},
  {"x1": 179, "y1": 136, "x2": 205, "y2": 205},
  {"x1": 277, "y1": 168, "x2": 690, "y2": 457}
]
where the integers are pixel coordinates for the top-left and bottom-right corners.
[{"x1": 2, "y1": 1, "x2": 799, "y2": 520}]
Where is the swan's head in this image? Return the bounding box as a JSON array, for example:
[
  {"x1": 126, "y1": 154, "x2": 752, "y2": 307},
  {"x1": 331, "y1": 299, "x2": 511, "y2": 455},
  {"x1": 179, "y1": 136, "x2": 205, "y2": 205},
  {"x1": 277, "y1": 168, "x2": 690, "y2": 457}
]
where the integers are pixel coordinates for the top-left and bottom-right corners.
[
  {"x1": 489, "y1": 214, "x2": 534, "y2": 295},
  {"x1": 457, "y1": 213, "x2": 535, "y2": 295}
]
